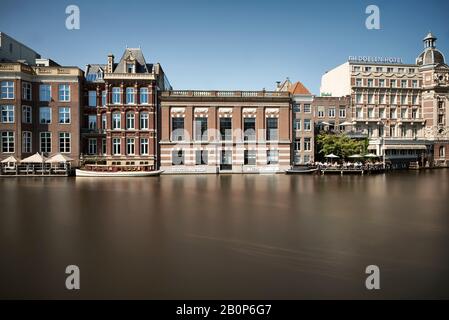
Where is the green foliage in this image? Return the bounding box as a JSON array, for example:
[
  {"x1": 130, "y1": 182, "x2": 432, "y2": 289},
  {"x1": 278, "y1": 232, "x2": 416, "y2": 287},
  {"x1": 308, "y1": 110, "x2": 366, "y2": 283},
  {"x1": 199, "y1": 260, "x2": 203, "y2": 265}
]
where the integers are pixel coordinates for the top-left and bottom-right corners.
[{"x1": 315, "y1": 133, "x2": 368, "y2": 160}]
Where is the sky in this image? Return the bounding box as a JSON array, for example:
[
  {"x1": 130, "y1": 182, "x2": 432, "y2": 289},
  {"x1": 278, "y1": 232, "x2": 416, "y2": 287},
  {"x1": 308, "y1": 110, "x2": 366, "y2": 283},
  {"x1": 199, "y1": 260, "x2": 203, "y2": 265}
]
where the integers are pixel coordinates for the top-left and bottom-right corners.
[{"x1": 1, "y1": 0, "x2": 448, "y2": 94}]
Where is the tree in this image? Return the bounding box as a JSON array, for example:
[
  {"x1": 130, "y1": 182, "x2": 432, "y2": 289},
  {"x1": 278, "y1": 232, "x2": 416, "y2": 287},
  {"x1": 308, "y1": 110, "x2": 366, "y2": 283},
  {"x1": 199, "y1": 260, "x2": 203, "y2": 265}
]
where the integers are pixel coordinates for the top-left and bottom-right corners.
[{"x1": 315, "y1": 133, "x2": 368, "y2": 161}]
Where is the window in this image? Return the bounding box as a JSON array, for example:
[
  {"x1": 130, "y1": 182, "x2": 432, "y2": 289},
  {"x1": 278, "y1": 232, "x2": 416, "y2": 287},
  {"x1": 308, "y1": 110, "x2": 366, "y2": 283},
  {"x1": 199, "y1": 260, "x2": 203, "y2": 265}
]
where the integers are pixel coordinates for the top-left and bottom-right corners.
[
  {"x1": 317, "y1": 106, "x2": 325, "y2": 118},
  {"x1": 398, "y1": 68, "x2": 404, "y2": 73},
  {"x1": 376, "y1": 67, "x2": 383, "y2": 72},
  {"x1": 220, "y1": 118, "x2": 232, "y2": 141},
  {"x1": 22, "y1": 106, "x2": 32, "y2": 124},
  {"x1": 244, "y1": 117, "x2": 256, "y2": 141},
  {"x1": 367, "y1": 79, "x2": 373, "y2": 87},
  {"x1": 126, "y1": 63, "x2": 135, "y2": 73},
  {"x1": 39, "y1": 84, "x2": 51, "y2": 101},
  {"x1": 126, "y1": 138, "x2": 135, "y2": 155},
  {"x1": 401, "y1": 126, "x2": 407, "y2": 137},
  {"x1": 140, "y1": 88, "x2": 149, "y2": 104},
  {"x1": 390, "y1": 126, "x2": 396, "y2": 137},
  {"x1": 412, "y1": 109, "x2": 419, "y2": 119},
  {"x1": 392, "y1": 95, "x2": 398, "y2": 105},
  {"x1": 22, "y1": 82, "x2": 32, "y2": 100},
  {"x1": 387, "y1": 67, "x2": 394, "y2": 73},
  {"x1": 195, "y1": 150, "x2": 208, "y2": 165},
  {"x1": 390, "y1": 80, "x2": 396, "y2": 88},
  {"x1": 112, "y1": 138, "x2": 121, "y2": 155},
  {"x1": 380, "y1": 94, "x2": 386, "y2": 104},
  {"x1": 379, "y1": 108, "x2": 386, "y2": 119},
  {"x1": 58, "y1": 84, "x2": 70, "y2": 102},
  {"x1": 112, "y1": 87, "x2": 121, "y2": 104},
  {"x1": 126, "y1": 112, "x2": 135, "y2": 129},
  {"x1": 355, "y1": 78, "x2": 362, "y2": 86},
  {"x1": 293, "y1": 104, "x2": 300, "y2": 113},
  {"x1": 368, "y1": 94, "x2": 374, "y2": 104},
  {"x1": 339, "y1": 108, "x2": 346, "y2": 118},
  {"x1": 401, "y1": 80, "x2": 407, "y2": 88},
  {"x1": 22, "y1": 132, "x2": 32, "y2": 153},
  {"x1": 304, "y1": 119, "x2": 311, "y2": 131},
  {"x1": 294, "y1": 119, "x2": 301, "y2": 130},
  {"x1": 409, "y1": 68, "x2": 415, "y2": 74},
  {"x1": 356, "y1": 93, "x2": 362, "y2": 104},
  {"x1": 88, "y1": 115, "x2": 97, "y2": 130},
  {"x1": 172, "y1": 150, "x2": 184, "y2": 165},
  {"x1": 88, "y1": 139, "x2": 97, "y2": 155},
  {"x1": 1, "y1": 105, "x2": 14, "y2": 123},
  {"x1": 39, "y1": 107, "x2": 51, "y2": 124},
  {"x1": 266, "y1": 118, "x2": 278, "y2": 141},
  {"x1": 304, "y1": 155, "x2": 311, "y2": 163},
  {"x1": 412, "y1": 80, "x2": 418, "y2": 88},
  {"x1": 368, "y1": 108, "x2": 374, "y2": 119},
  {"x1": 126, "y1": 88, "x2": 135, "y2": 104},
  {"x1": 390, "y1": 107, "x2": 397, "y2": 119},
  {"x1": 294, "y1": 140, "x2": 301, "y2": 151},
  {"x1": 194, "y1": 117, "x2": 208, "y2": 141},
  {"x1": 365, "y1": 67, "x2": 371, "y2": 72},
  {"x1": 112, "y1": 112, "x2": 121, "y2": 130},
  {"x1": 379, "y1": 79, "x2": 385, "y2": 87},
  {"x1": 412, "y1": 95, "x2": 418, "y2": 105},
  {"x1": 1, "y1": 132, "x2": 14, "y2": 153},
  {"x1": 439, "y1": 146, "x2": 446, "y2": 158},
  {"x1": 140, "y1": 138, "x2": 149, "y2": 155},
  {"x1": 170, "y1": 117, "x2": 184, "y2": 141},
  {"x1": 304, "y1": 138, "x2": 311, "y2": 151},
  {"x1": 378, "y1": 125, "x2": 384, "y2": 137},
  {"x1": 328, "y1": 107, "x2": 336, "y2": 118},
  {"x1": 101, "y1": 113, "x2": 107, "y2": 130},
  {"x1": 40, "y1": 132, "x2": 51, "y2": 153},
  {"x1": 303, "y1": 104, "x2": 311, "y2": 113},
  {"x1": 438, "y1": 114, "x2": 444, "y2": 125},
  {"x1": 401, "y1": 95, "x2": 407, "y2": 105},
  {"x1": 59, "y1": 107, "x2": 70, "y2": 124},
  {"x1": 266, "y1": 150, "x2": 279, "y2": 165},
  {"x1": 401, "y1": 108, "x2": 407, "y2": 119},
  {"x1": 356, "y1": 108, "x2": 363, "y2": 119},
  {"x1": 353, "y1": 66, "x2": 361, "y2": 72},
  {"x1": 102, "y1": 138, "x2": 106, "y2": 155},
  {"x1": 59, "y1": 132, "x2": 71, "y2": 153},
  {"x1": 244, "y1": 150, "x2": 256, "y2": 165},
  {"x1": 412, "y1": 127, "x2": 418, "y2": 139},
  {"x1": 1, "y1": 81, "x2": 14, "y2": 99},
  {"x1": 88, "y1": 91, "x2": 96, "y2": 107},
  {"x1": 101, "y1": 90, "x2": 107, "y2": 106},
  {"x1": 140, "y1": 112, "x2": 149, "y2": 130}
]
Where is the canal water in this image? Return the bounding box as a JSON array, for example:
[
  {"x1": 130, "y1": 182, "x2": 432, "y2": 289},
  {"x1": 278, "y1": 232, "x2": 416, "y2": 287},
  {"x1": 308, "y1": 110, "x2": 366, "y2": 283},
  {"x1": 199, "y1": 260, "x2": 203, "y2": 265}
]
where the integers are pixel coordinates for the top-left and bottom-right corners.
[{"x1": 0, "y1": 170, "x2": 448, "y2": 299}]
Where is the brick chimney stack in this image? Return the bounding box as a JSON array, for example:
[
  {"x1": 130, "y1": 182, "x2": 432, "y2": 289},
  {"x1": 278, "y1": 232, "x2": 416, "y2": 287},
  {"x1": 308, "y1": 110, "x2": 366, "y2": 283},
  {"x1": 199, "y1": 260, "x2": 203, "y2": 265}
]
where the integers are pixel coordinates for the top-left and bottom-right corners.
[{"x1": 107, "y1": 53, "x2": 114, "y2": 73}]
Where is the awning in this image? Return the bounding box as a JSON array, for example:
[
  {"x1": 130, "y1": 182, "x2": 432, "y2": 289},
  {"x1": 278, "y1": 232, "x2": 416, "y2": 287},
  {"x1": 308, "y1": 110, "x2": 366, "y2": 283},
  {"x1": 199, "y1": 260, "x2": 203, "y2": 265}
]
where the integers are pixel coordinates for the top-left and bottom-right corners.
[
  {"x1": 384, "y1": 145, "x2": 428, "y2": 150},
  {"x1": 46, "y1": 153, "x2": 74, "y2": 163},
  {"x1": 21, "y1": 153, "x2": 47, "y2": 163},
  {"x1": 1, "y1": 156, "x2": 18, "y2": 163}
]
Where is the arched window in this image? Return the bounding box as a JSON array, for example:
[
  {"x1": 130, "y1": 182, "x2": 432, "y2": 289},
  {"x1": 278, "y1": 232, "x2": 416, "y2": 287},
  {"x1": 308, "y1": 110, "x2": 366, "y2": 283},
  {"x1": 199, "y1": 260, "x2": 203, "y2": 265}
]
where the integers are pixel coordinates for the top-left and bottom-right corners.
[
  {"x1": 126, "y1": 112, "x2": 135, "y2": 129},
  {"x1": 112, "y1": 112, "x2": 121, "y2": 130},
  {"x1": 440, "y1": 146, "x2": 446, "y2": 158}
]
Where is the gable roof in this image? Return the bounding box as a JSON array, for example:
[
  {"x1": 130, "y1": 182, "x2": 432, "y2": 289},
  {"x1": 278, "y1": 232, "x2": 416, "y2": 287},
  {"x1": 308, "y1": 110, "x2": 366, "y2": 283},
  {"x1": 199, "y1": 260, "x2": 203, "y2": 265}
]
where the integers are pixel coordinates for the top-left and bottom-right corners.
[
  {"x1": 289, "y1": 81, "x2": 311, "y2": 95},
  {"x1": 114, "y1": 48, "x2": 152, "y2": 74}
]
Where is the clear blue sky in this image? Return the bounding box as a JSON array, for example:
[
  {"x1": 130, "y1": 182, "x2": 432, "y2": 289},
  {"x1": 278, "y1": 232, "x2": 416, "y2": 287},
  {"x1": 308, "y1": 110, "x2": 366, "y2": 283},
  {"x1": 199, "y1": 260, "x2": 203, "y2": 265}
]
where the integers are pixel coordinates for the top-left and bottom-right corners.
[{"x1": 1, "y1": 0, "x2": 448, "y2": 94}]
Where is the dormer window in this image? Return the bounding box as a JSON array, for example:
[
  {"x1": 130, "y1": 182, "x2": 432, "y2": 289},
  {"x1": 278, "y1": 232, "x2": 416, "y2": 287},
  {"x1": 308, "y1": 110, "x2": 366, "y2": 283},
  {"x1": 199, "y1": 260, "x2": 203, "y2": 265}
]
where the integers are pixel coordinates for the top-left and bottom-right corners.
[
  {"x1": 97, "y1": 70, "x2": 103, "y2": 80},
  {"x1": 126, "y1": 63, "x2": 135, "y2": 73}
]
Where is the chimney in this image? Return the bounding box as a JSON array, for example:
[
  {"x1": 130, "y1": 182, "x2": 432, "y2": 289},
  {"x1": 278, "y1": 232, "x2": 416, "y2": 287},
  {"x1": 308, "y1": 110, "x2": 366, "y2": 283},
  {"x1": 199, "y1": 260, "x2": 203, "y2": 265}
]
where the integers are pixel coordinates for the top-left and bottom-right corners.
[{"x1": 107, "y1": 53, "x2": 114, "y2": 73}]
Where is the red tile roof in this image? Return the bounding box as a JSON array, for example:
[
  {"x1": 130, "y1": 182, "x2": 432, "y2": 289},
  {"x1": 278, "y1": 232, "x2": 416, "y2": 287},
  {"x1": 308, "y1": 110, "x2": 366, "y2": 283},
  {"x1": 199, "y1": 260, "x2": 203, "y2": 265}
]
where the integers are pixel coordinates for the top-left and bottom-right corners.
[{"x1": 289, "y1": 81, "x2": 311, "y2": 95}]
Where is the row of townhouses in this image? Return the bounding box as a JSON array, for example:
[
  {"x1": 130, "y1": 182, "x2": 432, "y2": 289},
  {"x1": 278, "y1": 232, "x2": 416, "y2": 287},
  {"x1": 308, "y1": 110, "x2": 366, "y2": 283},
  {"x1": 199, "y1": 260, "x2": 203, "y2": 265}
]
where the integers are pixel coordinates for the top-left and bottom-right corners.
[{"x1": 1, "y1": 32, "x2": 448, "y2": 173}]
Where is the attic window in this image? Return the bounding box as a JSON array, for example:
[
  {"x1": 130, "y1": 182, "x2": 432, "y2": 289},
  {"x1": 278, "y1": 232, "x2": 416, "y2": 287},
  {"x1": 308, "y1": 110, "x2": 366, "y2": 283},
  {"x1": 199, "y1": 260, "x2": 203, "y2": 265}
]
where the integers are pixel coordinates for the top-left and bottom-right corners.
[
  {"x1": 126, "y1": 63, "x2": 135, "y2": 73},
  {"x1": 97, "y1": 71, "x2": 103, "y2": 79}
]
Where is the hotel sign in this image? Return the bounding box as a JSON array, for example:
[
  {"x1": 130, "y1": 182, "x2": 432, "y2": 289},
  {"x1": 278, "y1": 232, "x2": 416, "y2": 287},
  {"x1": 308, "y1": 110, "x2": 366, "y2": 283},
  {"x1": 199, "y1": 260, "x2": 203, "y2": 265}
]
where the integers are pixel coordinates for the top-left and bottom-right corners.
[{"x1": 348, "y1": 56, "x2": 403, "y2": 64}]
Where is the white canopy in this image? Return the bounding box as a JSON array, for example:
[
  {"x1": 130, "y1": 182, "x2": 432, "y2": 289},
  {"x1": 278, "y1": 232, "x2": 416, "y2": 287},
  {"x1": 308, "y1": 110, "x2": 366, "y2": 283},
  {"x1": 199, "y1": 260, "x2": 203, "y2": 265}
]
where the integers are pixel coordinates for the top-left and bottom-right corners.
[
  {"x1": 364, "y1": 153, "x2": 378, "y2": 158},
  {"x1": 1, "y1": 156, "x2": 18, "y2": 163},
  {"x1": 348, "y1": 154, "x2": 363, "y2": 158},
  {"x1": 340, "y1": 121, "x2": 353, "y2": 126},
  {"x1": 21, "y1": 153, "x2": 47, "y2": 163},
  {"x1": 46, "y1": 153, "x2": 74, "y2": 164},
  {"x1": 325, "y1": 154, "x2": 340, "y2": 159}
]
